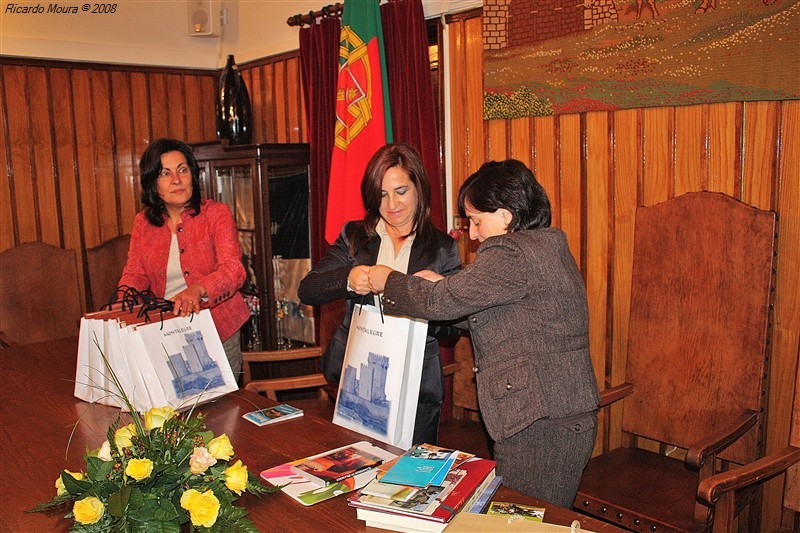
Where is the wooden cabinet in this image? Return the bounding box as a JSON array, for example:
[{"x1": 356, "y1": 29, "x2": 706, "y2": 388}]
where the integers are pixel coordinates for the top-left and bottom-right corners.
[{"x1": 190, "y1": 140, "x2": 313, "y2": 351}]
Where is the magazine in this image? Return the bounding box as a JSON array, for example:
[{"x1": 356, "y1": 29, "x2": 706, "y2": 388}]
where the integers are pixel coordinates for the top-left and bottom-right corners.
[
  {"x1": 289, "y1": 443, "x2": 385, "y2": 486},
  {"x1": 487, "y1": 501, "x2": 545, "y2": 522},
  {"x1": 242, "y1": 404, "x2": 303, "y2": 426}
]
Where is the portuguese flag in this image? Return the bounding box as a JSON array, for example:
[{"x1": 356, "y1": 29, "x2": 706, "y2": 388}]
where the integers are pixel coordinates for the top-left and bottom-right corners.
[{"x1": 325, "y1": 0, "x2": 393, "y2": 244}]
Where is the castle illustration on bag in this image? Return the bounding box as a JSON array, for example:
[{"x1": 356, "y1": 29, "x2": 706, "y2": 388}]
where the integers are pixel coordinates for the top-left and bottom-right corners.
[
  {"x1": 336, "y1": 352, "x2": 391, "y2": 435},
  {"x1": 166, "y1": 331, "x2": 224, "y2": 396}
]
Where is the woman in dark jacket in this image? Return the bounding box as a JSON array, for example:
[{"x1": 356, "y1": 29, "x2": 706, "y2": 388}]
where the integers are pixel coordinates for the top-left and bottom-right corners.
[
  {"x1": 298, "y1": 144, "x2": 461, "y2": 446},
  {"x1": 368, "y1": 159, "x2": 600, "y2": 507}
]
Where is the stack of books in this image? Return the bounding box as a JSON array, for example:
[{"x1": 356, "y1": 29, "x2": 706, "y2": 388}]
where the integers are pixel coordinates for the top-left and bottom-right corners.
[{"x1": 347, "y1": 444, "x2": 499, "y2": 533}]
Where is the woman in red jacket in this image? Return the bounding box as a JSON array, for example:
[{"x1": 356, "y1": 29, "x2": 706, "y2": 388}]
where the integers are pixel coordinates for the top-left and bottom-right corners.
[{"x1": 118, "y1": 138, "x2": 249, "y2": 377}]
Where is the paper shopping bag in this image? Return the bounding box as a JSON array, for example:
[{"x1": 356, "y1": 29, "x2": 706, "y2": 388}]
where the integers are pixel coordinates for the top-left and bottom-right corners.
[
  {"x1": 332, "y1": 302, "x2": 427, "y2": 450},
  {"x1": 122, "y1": 309, "x2": 238, "y2": 411}
]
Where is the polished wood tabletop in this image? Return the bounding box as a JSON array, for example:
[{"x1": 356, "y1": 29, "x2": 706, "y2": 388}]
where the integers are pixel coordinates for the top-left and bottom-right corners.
[{"x1": 0, "y1": 337, "x2": 624, "y2": 532}]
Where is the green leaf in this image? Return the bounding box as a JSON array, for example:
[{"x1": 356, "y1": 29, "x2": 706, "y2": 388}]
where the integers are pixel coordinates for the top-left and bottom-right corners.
[
  {"x1": 86, "y1": 456, "x2": 114, "y2": 480},
  {"x1": 107, "y1": 485, "x2": 131, "y2": 517},
  {"x1": 62, "y1": 471, "x2": 92, "y2": 494},
  {"x1": 130, "y1": 520, "x2": 182, "y2": 533}
]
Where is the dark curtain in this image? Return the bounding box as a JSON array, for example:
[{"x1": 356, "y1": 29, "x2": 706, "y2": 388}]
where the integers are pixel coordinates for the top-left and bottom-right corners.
[
  {"x1": 381, "y1": 0, "x2": 446, "y2": 232},
  {"x1": 299, "y1": 17, "x2": 340, "y2": 264}
]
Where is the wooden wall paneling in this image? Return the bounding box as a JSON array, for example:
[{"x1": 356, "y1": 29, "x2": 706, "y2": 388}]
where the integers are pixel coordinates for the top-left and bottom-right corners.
[
  {"x1": 167, "y1": 73, "x2": 188, "y2": 140},
  {"x1": 531, "y1": 116, "x2": 558, "y2": 227},
  {"x1": 200, "y1": 75, "x2": 216, "y2": 141},
  {"x1": 558, "y1": 114, "x2": 582, "y2": 268},
  {"x1": 128, "y1": 71, "x2": 152, "y2": 232},
  {"x1": 285, "y1": 57, "x2": 302, "y2": 143},
  {"x1": 263, "y1": 64, "x2": 277, "y2": 143},
  {"x1": 707, "y1": 102, "x2": 738, "y2": 197},
  {"x1": 0, "y1": 68, "x2": 16, "y2": 251},
  {"x1": 584, "y1": 111, "x2": 611, "y2": 454},
  {"x1": 509, "y1": 117, "x2": 532, "y2": 166},
  {"x1": 91, "y1": 70, "x2": 120, "y2": 244},
  {"x1": 110, "y1": 71, "x2": 140, "y2": 234},
  {"x1": 246, "y1": 66, "x2": 265, "y2": 144},
  {"x1": 4, "y1": 65, "x2": 38, "y2": 245},
  {"x1": 641, "y1": 106, "x2": 673, "y2": 205},
  {"x1": 183, "y1": 74, "x2": 206, "y2": 143},
  {"x1": 70, "y1": 69, "x2": 101, "y2": 248},
  {"x1": 447, "y1": 15, "x2": 468, "y2": 245},
  {"x1": 764, "y1": 99, "x2": 800, "y2": 528},
  {"x1": 742, "y1": 101, "x2": 779, "y2": 210},
  {"x1": 148, "y1": 73, "x2": 169, "y2": 139},
  {"x1": 49, "y1": 68, "x2": 82, "y2": 259},
  {"x1": 487, "y1": 119, "x2": 507, "y2": 161},
  {"x1": 273, "y1": 61, "x2": 288, "y2": 143},
  {"x1": 674, "y1": 104, "x2": 705, "y2": 195},
  {"x1": 28, "y1": 66, "x2": 61, "y2": 246},
  {"x1": 464, "y1": 16, "x2": 484, "y2": 178},
  {"x1": 609, "y1": 108, "x2": 639, "y2": 451}
]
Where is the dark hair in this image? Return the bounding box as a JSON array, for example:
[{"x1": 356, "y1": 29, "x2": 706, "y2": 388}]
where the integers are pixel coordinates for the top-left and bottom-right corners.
[
  {"x1": 457, "y1": 159, "x2": 551, "y2": 231},
  {"x1": 139, "y1": 138, "x2": 202, "y2": 226},
  {"x1": 352, "y1": 143, "x2": 434, "y2": 251}
]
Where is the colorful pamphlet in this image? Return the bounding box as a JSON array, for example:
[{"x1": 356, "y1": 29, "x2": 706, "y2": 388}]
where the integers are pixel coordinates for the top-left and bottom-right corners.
[
  {"x1": 290, "y1": 444, "x2": 385, "y2": 486},
  {"x1": 487, "y1": 501, "x2": 545, "y2": 522},
  {"x1": 242, "y1": 404, "x2": 303, "y2": 426},
  {"x1": 379, "y1": 444, "x2": 459, "y2": 488},
  {"x1": 260, "y1": 441, "x2": 396, "y2": 506}
]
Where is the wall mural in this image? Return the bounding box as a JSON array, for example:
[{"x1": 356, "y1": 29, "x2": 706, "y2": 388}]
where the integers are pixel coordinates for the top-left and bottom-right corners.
[{"x1": 483, "y1": 0, "x2": 800, "y2": 118}]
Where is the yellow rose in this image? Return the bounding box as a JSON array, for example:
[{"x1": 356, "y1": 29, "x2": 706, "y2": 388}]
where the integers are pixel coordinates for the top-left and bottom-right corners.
[
  {"x1": 207, "y1": 434, "x2": 234, "y2": 461},
  {"x1": 55, "y1": 470, "x2": 84, "y2": 496},
  {"x1": 189, "y1": 446, "x2": 217, "y2": 475},
  {"x1": 144, "y1": 406, "x2": 177, "y2": 431},
  {"x1": 224, "y1": 460, "x2": 248, "y2": 495},
  {"x1": 114, "y1": 423, "x2": 137, "y2": 449},
  {"x1": 125, "y1": 458, "x2": 154, "y2": 481},
  {"x1": 180, "y1": 489, "x2": 220, "y2": 528},
  {"x1": 73, "y1": 496, "x2": 105, "y2": 525}
]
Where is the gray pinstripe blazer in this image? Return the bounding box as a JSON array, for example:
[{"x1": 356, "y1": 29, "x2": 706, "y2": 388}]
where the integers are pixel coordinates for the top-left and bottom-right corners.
[{"x1": 383, "y1": 228, "x2": 601, "y2": 442}]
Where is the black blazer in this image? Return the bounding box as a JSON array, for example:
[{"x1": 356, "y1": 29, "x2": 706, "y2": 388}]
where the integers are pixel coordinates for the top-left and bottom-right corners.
[{"x1": 298, "y1": 221, "x2": 462, "y2": 391}]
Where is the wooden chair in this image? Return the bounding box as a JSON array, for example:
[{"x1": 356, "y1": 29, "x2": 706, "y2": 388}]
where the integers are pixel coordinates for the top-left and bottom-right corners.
[
  {"x1": 86, "y1": 234, "x2": 131, "y2": 310},
  {"x1": 242, "y1": 346, "x2": 334, "y2": 417},
  {"x1": 0, "y1": 242, "x2": 82, "y2": 345},
  {"x1": 575, "y1": 192, "x2": 779, "y2": 532}
]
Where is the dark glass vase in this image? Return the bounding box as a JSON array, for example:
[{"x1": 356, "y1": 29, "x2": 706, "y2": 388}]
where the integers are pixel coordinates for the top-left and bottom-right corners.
[{"x1": 216, "y1": 55, "x2": 253, "y2": 145}]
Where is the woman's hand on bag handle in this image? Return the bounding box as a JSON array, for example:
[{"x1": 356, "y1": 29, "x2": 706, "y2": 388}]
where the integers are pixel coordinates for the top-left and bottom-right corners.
[
  {"x1": 367, "y1": 265, "x2": 395, "y2": 293},
  {"x1": 172, "y1": 284, "x2": 208, "y2": 316},
  {"x1": 348, "y1": 265, "x2": 373, "y2": 295}
]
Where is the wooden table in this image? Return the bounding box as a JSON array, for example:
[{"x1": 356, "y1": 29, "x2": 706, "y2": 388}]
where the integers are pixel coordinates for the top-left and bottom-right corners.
[{"x1": 0, "y1": 337, "x2": 624, "y2": 532}]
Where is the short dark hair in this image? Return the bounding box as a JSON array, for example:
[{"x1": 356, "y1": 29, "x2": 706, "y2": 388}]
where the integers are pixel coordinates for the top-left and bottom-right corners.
[
  {"x1": 139, "y1": 138, "x2": 202, "y2": 226},
  {"x1": 354, "y1": 143, "x2": 434, "y2": 250},
  {"x1": 457, "y1": 159, "x2": 551, "y2": 231}
]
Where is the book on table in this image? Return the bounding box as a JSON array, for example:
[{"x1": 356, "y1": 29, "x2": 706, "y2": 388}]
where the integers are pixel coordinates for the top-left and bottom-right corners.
[
  {"x1": 348, "y1": 455, "x2": 497, "y2": 531},
  {"x1": 260, "y1": 441, "x2": 396, "y2": 506},
  {"x1": 487, "y1": 501, "x2": 545, "y2": 522},
  {"x1": 241, "y1": 404, "x2": 303, "y2": 426},
  {"x1": 378, "y1": 444, "x2": 460, "y2": 488},
  {"x1": 289, "y1": 443, "x2": 385, "y2": 486}
]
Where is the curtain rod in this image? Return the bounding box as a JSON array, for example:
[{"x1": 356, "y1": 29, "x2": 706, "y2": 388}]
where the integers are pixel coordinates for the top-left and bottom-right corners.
[{"x1": 286, "y1": 3, "x2": 344, "y2": 27}]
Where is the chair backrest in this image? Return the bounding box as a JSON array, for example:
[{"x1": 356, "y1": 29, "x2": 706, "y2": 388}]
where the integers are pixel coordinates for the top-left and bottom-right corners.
[
  {"x1": 0, "y1": 242, "x2": 82, "y2": 344},
  {"x1": 785, "y1": 340, "x2": 800, "y2": 513},
  {"x1": 623, "y1": 192, "x2": 776, "y2": 464},
  {"x1": 86, "y1": 234, "x2": 131, "y2": 310},
  {"x1": 242, "y1": 346, "x2": 330, "y2": 401}
]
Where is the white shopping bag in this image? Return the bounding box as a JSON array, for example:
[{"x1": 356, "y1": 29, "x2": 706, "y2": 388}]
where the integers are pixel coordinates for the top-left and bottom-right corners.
[
  {"x1": 332, "y1": 302, "x2": 427, "y2": 450},
  {"x1": 74, "y1": 308, "x2": 238, "y2": 412}
]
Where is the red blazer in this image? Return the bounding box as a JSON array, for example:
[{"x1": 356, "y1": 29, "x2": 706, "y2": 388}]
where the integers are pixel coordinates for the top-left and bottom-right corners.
[{"x1": 119, "y1": 199, "x2": 249, "y2": 341}]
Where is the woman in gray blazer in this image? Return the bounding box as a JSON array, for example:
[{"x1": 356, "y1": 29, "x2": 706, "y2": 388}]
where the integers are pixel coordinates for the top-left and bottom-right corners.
[
  {"x1": 298, "y1": 144, "x2": 461, "y2": 446},
  {"x1": 369, "y1": 159, "x2": 600, "y2": 508}
]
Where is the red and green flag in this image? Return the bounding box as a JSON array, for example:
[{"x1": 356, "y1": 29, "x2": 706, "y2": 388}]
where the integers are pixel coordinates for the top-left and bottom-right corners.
[{"x1": 325, "y1": 0, "x2": 393, "y2": 244}]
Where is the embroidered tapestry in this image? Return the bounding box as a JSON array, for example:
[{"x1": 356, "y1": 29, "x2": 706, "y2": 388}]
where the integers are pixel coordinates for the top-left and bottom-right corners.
[{"x1": 483, "y1": 0, "x2": 800, "y2": 118}]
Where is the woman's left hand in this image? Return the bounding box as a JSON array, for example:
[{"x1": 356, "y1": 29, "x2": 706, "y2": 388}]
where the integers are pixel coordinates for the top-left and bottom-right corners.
[{"x1": 172, "y1": 284, "x2": 207, "y2": 316}]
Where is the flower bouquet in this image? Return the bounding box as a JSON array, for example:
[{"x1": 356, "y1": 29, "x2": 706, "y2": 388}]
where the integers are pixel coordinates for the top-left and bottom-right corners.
[{"x1": 31, "y1": 341, "x2": 280, "y2": 531}]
